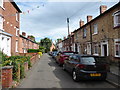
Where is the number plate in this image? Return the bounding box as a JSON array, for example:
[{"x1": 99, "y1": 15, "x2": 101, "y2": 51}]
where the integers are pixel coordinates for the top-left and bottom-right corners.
[{"x1": 90, "y1": 73, "x2": 101, "y2": 77}]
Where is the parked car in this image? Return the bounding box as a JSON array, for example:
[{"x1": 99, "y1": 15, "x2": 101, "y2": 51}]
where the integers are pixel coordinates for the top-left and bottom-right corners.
[
  {"x1": 48, "y1": 51, "x2": 52, "y2": 56},
  {"x1": 56, "y1": 51, "x2": 77, "y2": 66},
  {"x1": 52, "y1": 51, "x2": 58, "y2": 59},
  {"x1": 63, "y1": 54, "x2": 109, "y2": 81}
]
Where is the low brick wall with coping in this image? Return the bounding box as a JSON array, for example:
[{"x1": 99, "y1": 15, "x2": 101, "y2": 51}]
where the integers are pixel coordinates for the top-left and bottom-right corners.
[
  {"x1": 1, "y1": 53, "x2": 40, "y2": 88},
  {"x1": 2, "y1": 66, "x2": 13, "y2": 88}
]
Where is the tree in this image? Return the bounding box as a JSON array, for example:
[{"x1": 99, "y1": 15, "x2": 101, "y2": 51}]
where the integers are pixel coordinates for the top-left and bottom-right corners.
[
  {"x1": 57, "y1": 38, "x2": 62, "y2": 43},
  {"x1": 28, "y1": 35, "x2": 35, "y2": 41},
  {"x1": 40, "y1": 37, "x2": 52, "y2": 53}
]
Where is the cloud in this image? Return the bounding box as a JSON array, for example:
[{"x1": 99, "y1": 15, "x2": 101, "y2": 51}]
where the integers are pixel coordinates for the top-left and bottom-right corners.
[{"x1": 15, "y1": 1, "x2": 118, "y2": 42}]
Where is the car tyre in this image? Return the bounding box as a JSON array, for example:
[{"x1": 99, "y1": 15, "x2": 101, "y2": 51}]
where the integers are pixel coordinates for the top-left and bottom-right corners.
[
  {"x1": 72, "y1": 70, "x2": 79, "y2": 82},
  {"x1": 58, "y1": 62, "x2": 62, "y2": 66}
]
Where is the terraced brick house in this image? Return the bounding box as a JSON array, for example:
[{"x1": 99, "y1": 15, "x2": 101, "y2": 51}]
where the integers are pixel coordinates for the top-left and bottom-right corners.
[
  {"x1": 19, "y1": 32, "x2": 39, "y2": 53},
  {"x1": 3, "y1": 0, "x2": 22, "y2": 55},
  {"x1": 0, "y1": 0, "x2": 12, "y2": 56},
  {"x1": 73, "y1": 2, "x2": 120, "y2": 62}
]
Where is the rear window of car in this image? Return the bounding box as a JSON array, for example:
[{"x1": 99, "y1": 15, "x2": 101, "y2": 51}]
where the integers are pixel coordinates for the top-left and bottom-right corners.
[
  {"x1": 63, "y1": 52, "x2": 74, "y2": 56},
  {"x1": 94, "y1": 57, "x2": 107, "y2": 63},
  {"x1": 81, "y1": 57, "x2": 95, "y2": 64},
  {"x1": 81, "y1": 56, "x2": 107, "y2": 64}
]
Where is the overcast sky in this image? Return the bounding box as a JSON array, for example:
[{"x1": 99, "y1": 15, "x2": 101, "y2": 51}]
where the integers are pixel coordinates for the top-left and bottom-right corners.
[{"x1": 14, "y1": 0, "x2": 119, "y2": 43}]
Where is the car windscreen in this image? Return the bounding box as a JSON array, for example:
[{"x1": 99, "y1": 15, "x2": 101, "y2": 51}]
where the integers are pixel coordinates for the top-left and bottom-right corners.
[
  {"x1": 63, "y1": 52, "x2": 74, "y2": 56},
  {"x1": 81, "y1": 57, "x2": 96, "y2": 64}
]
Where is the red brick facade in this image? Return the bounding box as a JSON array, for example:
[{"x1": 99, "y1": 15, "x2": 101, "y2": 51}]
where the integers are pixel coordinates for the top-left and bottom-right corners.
[
  {"x1": 3, "y1": 1, "x2": 21, "y2": 55},
  {"x1": 2, "y1": 66, "x2": 13, "y2": 88},
  {"x1": 19, "y1": 32, "x2": 39, "y2": 53}
]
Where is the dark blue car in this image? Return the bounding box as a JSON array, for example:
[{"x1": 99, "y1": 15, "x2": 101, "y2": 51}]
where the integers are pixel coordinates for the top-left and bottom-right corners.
[{"x1": 63, "y1": 54, "x2": 110, "y2": 81}]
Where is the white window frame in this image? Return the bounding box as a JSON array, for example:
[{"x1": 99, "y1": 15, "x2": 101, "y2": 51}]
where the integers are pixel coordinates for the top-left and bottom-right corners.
[
  {"x1": 114, "y1": 39, "x2": 120, "y2": 57},
  {"x1": 87, "y1": 43, "x2": 91, "y2": 55},
  {"x1": 113, "y1": 11, "x2": 120, "y2": 27},
  {"x1": 93, "y1": 43, "x2": 99, "y2": 55},
  {"x1": 16, "y1": 40, "x2": 18, "y2": 52},
  {"x1": 16, "y1": 12, "x2": 19, "y2": 21},
  {"x1": 83, "y1": 28, "x2": 87, "y2": 38},
  {"x1": 93, "y1": 24, "x2": 98, "y2": 35},
  {"x1": 0, "y1": 0, "x2": 3, "y2": 8},
  {"x1": 0, "y1": 16, "x2": 3, "y2": 30},
  {"x1": 16, "y1": 27, "x2": 19, "y2": 36}
]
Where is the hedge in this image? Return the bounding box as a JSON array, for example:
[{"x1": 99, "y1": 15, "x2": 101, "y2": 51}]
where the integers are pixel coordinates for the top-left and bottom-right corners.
[
  {"x1": 27, "y1": 49, "x2": 44, "y2": 53},
  {"x1": 27, "y1": 49, "x2": 40, "y2": 53}
]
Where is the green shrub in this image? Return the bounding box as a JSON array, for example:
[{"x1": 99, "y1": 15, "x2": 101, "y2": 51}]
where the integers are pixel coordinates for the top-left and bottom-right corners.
[
  {"x1": 25, "y1": 56, "x2": 32, "y2": 69},
  {"x1": 27, "y1": 49, "x2": 40, "y2": 53},
  {"x1": 20, "y1": 63, "x2": 25, "y2": 79},
  {"x1": 2, "y1": 55, "x2": 32, "y2": 80}
]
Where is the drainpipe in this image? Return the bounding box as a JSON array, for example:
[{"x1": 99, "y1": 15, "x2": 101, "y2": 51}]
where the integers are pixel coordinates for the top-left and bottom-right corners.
[{"x1": 90, "y1": 23, "x2": 93, "y2": 55}]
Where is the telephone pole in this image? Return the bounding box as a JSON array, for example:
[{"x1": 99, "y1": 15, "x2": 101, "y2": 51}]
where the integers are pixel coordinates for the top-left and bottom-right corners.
[
  {"x1": 67, "y1": 18, "x2": 71, "y2": 51},
  {"x1": 67, "y1": 18, "x2": 70, "y2": 35}
]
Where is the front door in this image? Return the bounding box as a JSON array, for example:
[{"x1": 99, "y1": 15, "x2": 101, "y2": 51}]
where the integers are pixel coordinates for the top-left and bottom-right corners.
[{"x1": 103, "y1": 44, "x2": 107, "y2": 56}]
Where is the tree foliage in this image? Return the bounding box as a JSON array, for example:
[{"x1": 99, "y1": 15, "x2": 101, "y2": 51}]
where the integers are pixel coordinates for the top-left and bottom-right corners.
[{"x1": 40, "y1": 37, "x2": 52, "y2": 53}]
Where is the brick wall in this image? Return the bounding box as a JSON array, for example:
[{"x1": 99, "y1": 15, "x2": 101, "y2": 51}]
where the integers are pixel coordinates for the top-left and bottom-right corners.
[
  {"x1": 73, "y1": 3, "x2": 120, "y2": 61},
  {"x1": 3, "y1": 1, "x2": 21, "y2": 56},
  {"x1": 2, "y1": 66, "x2": 13, "y2": 88}
]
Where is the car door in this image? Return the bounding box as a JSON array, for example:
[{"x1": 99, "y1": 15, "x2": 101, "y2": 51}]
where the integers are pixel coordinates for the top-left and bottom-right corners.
[
  {"x1": 67, "y1": 55, "x2": 79, "y2": 73},
  {"x1": 65, "y1": 55, "x2": 74, "y2": 72}
]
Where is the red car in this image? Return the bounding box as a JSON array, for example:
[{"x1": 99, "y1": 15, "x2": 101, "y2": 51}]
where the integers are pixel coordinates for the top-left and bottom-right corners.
[{"x1": 56, "y1": 51, "x2": 77, "y2": 66}]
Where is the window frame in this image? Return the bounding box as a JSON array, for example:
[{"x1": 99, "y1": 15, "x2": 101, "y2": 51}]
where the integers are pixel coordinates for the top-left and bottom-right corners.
[
  {"x1": 16, "y1": 40, "x2": 18, "y2": 52},
  {"x1": 93, "y1": 24, "x2": 98, "y2": 35},
  {"x1": 0, "y1": 0, "x2": 3, "y2": 8},
  {"x1": 83, "y1": 28, "x2": 87, "y2": 38},
  {"x1": 16, "y1": 27, "x2": 19, "y2": 36},
  {"x1": 113, "y1": 11, "x2": 120, "y2": 28},
  {"x1": 93, "y1": 43, "x2": 99, "y2": 55},
  {"x1": 16, "y1": 12, "x2": 19, "y2": 21},
  {"x1": 115, "y1": 39, "x2": 120, "y2": 57},
  {"x1": 0, "y1": 16, "x2": 3, "y2": 30},
  {"x1": 87, "y1": 43, "x2": 91, "y2": 55}
]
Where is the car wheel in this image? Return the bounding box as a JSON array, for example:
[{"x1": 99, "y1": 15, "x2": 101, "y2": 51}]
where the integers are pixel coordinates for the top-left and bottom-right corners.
[
  {"x1": 72, "y1": 70, "x2": 79, "y2": 82},
  {"x1": 58, "y1": 62, "x2": 62, "y2": 66},
  {"x1": 63, "y1": 64, "x2": 66, "y2": 71},
  {"x1": 101, "y1": 75, "x2": 107, "y2": 81}
]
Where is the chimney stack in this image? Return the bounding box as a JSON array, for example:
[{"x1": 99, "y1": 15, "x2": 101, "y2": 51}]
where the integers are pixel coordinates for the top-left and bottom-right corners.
[
  {"x1": 100, "y1": 5, "x2": 107, "y2": 14},
  {"x1": 27, "y1": 36, "x2": 31, "y2": 39},
  {"x1": 64, "y1": 37, "x2": 66, "y2": 40},
  {"x1": 22, "y1": 32, "x2": 26, "y2": 36},
  {"x1": 79, "y1": 20, "x2": 84, "y2": 27},
  {"x1": 87, "y1": 15, "x2": 92, "y2": 22}
]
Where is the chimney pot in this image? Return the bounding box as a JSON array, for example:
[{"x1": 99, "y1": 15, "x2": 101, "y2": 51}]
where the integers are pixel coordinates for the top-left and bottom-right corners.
[
  {"x1": 64, "y1": 37, "x2": 66, "y2": 40},
  {"x1": 87, "y1": 15, "x2": 92, "y2": 22},
  {"x1": 100, "y1": 5, "x2": 107, "y2": 14},
  {"x1": 27, "y1": 36, "x2": 31, "y2": 39},
  {"x1": 22, "y1": 32, "x2": 26, "y2": 36}
]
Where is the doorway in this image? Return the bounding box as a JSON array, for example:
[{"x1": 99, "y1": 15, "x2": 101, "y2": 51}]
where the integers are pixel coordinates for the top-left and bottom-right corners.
[
  {"x1": 101, "y1": 42, "x2": 108, "y2": 56},
  {"x1": 103, "y1": 44, "x2": 107, "y2": 56}
]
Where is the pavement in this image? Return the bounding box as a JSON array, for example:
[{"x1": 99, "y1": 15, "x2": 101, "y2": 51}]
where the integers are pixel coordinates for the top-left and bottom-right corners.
[{"x1": 106, "y1": 64, "x2": 120, "y2": 88}]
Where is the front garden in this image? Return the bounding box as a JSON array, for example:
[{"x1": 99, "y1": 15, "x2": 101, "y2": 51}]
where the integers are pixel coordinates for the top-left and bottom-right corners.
[{"x1": 1, "y1": 49, "x2": 43, "y2": 88}]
